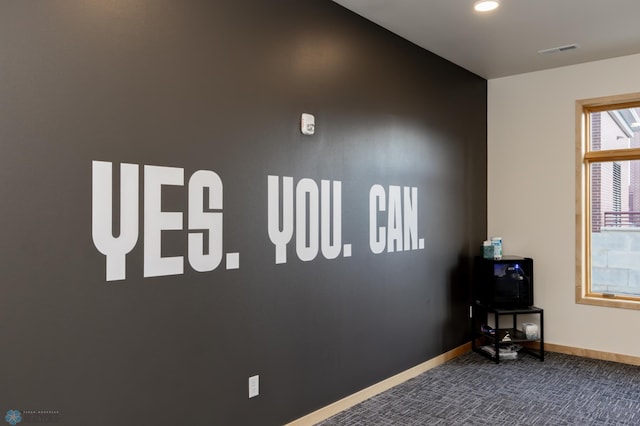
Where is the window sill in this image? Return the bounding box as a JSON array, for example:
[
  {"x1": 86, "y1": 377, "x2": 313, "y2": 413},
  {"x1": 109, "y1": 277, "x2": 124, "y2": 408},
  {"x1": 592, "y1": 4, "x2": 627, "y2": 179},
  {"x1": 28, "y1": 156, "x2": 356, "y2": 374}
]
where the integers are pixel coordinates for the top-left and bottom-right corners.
[{"x1": 576, "y1": 293, "x2": 640, "y2": 310}]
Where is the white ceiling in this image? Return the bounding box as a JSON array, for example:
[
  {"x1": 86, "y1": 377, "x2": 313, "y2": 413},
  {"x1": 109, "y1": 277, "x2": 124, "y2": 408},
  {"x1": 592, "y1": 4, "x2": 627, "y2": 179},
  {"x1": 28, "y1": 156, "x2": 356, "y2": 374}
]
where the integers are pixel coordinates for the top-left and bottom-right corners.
[{"x1": 332, "y1": 0, "x2": 640, "y2": 79}]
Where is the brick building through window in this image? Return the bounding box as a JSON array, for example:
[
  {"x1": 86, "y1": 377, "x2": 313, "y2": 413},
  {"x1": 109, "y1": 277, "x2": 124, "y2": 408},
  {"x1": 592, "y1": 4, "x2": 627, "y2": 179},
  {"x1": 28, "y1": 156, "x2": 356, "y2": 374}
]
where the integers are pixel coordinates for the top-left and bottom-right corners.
[{"x1": 590, "y1": 109, "x2": 640, "y2": 232}]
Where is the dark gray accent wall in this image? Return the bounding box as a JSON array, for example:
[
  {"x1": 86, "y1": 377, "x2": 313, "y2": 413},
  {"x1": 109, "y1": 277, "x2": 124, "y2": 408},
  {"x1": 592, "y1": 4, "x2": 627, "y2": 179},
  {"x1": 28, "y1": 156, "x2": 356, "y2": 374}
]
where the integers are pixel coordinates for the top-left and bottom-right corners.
[{"x1": 0, "y1": 1, "x2": 486, "y2": 425}]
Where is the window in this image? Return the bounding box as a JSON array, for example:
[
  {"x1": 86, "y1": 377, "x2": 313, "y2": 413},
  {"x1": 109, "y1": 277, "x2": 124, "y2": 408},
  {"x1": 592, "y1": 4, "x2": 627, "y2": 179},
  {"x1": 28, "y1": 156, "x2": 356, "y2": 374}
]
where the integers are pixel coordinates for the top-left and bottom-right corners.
[{"x1": 576, "y1": 93, "x2": 640, "y2": 309}]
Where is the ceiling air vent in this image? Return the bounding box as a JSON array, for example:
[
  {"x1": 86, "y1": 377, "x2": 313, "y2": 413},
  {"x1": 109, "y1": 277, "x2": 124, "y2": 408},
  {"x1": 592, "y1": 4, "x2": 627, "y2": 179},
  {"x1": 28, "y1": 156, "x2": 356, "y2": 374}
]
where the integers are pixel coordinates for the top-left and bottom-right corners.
[{"x1": 537, "y1": 44, "x2": 579, "y2": 55}]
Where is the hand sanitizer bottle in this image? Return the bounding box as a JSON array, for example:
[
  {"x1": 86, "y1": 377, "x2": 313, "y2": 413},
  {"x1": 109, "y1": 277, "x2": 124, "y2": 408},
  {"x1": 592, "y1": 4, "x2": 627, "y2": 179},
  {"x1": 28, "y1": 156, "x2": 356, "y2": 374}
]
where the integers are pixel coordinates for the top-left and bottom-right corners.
[{"x1": 491, "y1": 237, "x2": 502, "y2": 260}]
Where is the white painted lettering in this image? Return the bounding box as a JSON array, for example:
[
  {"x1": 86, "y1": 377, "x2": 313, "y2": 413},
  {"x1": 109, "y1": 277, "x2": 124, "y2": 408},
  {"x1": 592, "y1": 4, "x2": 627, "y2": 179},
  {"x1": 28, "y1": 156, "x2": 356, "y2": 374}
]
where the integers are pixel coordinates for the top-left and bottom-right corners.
[
  {"x1": 267, "y1": 175, "x2": 294, "y2": 264},
  {"x1": 92, "y1": 161, "x2": 139, "y2": 281},
  {"x1": 188, "y1": 170, "x2": 223, "y2": 272},
  {"x1": 144, "y1": 165, "x2": 184, "y2": 278},
  {"x1": 403, "y1": 186, "x2": 418, "y2": 250},
  {"x1": 369, "y1": 184, "x2": 386, "y2": 254},
  {"x1": 369, "y1": 184, "x2": 424, "y2": 254},
  {"x1": 296, "y1": 178, "x2": 319, "y2": 262},
  {"x1": 269, "y1": 176, "x2": 345, "y2": 264},
  {"x1": 387, "y1": 185, "x2": 403, "y2": 252},
  {"x1": 321, "y1": 180, "x2": 342, "y2": 260}
]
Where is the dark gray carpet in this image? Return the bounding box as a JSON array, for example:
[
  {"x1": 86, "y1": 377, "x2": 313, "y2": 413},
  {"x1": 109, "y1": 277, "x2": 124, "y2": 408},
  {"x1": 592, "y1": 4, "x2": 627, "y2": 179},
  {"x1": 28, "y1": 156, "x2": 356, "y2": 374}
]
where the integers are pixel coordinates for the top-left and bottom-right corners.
[{"x1": 317, "y1": 351, "x2": 640, "y2": 425}]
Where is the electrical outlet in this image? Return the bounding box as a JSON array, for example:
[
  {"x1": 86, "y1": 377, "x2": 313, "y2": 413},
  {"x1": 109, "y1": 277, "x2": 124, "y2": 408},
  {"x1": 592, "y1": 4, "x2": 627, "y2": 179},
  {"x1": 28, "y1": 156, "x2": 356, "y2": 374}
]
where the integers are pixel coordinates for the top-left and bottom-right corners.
[{"x1": 248, "y1": 375, "x2": 259, "y2": 398}]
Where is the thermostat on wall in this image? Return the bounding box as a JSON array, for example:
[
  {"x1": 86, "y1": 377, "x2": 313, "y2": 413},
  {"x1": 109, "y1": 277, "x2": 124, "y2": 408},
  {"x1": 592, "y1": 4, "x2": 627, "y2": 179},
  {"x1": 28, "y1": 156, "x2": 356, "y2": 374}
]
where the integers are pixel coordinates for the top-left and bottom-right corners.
[{"x1": 301, "y1": 113, "x2": 315, "y2": 135}]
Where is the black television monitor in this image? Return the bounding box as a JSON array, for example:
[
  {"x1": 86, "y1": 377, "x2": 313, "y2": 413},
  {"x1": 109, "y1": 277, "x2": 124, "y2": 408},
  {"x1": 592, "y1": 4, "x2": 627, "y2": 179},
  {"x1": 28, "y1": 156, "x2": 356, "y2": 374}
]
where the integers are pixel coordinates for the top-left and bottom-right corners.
[{"x1": 473, "y1": 256, "x2": 533, "y2": 308}]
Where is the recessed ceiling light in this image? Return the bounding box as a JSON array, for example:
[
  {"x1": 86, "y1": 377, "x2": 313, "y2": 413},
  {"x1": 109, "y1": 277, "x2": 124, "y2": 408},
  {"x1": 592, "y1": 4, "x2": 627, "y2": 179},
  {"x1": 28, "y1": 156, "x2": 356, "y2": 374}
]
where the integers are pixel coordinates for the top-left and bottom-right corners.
[
  {"x1": 474, "y1": 0, "x2": 500, "y2": 12},
  {"x1": 631, "y1": 122, "x2": 640, "y2": 128}
]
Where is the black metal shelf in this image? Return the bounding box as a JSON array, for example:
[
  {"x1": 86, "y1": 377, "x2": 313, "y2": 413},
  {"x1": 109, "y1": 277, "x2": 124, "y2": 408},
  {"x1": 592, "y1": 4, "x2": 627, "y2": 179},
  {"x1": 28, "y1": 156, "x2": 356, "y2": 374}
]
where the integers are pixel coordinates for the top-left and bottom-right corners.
[{"x1": 472, "y1": 303, "x2": 544, "y2": 363}]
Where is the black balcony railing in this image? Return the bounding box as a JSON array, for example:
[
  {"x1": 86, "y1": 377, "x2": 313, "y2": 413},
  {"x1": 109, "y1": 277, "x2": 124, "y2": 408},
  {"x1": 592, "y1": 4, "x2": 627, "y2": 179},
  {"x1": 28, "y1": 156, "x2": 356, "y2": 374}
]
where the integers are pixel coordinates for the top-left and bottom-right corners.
[{"x1": 603, "y1": 211, "x2": 640, "y2": 227}]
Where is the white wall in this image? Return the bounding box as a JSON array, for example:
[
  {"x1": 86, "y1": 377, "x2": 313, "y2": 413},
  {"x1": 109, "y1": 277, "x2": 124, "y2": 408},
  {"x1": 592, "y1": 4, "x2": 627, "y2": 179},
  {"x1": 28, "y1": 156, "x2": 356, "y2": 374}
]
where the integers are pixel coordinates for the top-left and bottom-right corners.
[{"x1": 488, "y1": 53, "x2": 640, "y2": 358}]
